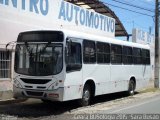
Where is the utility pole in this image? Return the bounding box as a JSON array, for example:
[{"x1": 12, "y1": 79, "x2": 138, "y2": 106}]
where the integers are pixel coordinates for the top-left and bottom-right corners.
[{"x1": 155, "y1": 0, "x2": 160, "y2": 88}]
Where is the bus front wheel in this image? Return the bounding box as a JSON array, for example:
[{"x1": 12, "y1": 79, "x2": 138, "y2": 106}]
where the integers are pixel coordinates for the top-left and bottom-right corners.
[{"x1": 79, "y1": 84, "x2": 91, "y2": 106}]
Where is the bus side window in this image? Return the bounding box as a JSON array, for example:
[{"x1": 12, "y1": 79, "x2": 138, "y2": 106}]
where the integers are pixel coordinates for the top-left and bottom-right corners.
[
  {"x1": 83, "y1": 40, "x2": 96, "y2": 63},
  {"x1": 97, "y1": 42, "x2": 110, "y2": 64},
  {"x1": 66, "y1": 42, "x2": 82, "y2": 72},
  {"x1": 122, "y1": 46, "x2": 133, "y2": 64},
  {"x1": 133, "y1": 48, "x2": 142, "y2": 64},
  {"x1": 142, "y1": 49, "x2": 150, "y2": 65},
  {"x1": 111, "y1": 44, "x2": 122, "y2": 64}
]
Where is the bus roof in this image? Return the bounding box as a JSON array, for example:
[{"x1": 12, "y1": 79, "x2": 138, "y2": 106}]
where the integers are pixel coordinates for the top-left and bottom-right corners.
[
  {"x1": 62, "y1": 29, "x2": 150, "y2": 49},
  {"x1": 18, "y1": 30, "x2": 150, "y2": 50}
]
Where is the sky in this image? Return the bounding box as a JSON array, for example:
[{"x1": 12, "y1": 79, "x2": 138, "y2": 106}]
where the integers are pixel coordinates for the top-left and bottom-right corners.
[{"x1": 101, "y1": 0, "x2": 155, "y2": 38}]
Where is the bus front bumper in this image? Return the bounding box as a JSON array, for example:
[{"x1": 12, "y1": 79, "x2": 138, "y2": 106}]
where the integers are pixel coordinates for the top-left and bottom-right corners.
[{"x1": 13, "y1": 86, "x2": 64, "y2": 101}]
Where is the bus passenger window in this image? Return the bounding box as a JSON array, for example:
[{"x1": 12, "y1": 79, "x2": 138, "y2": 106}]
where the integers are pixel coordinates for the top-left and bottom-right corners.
[
  {"x1": 111, "y1": 44, "x2": 122, "y2": 64},
  {"x1": 97, "y1": 42, "x2": 110, "y2": 64},
  {"x1": 142, "y1": 49, "x2": 150, "y2": 65},
  {"x1": 122, "y1": 46, "x2": 132, "y2": 64},
  {"x1": 83, "y1": 40, "x2": 96, "y2": 63},
  {"x1": 133, "y1": 48, "x2": 142, "y2": 64}
]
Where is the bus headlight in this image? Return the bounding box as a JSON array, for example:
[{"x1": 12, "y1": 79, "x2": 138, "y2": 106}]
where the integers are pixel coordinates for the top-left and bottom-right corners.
[
  {"x1": 48, "y1": 81, "x2": 59, "y2": 90},
  {"x1": 14, "y1": 79, "x2": 22, "y2": 88}
]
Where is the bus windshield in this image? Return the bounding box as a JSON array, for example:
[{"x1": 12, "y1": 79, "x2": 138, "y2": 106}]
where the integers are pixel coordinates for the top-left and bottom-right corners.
[{"x1": 14, "y1": 43, "x2": 63, "y2": 76}]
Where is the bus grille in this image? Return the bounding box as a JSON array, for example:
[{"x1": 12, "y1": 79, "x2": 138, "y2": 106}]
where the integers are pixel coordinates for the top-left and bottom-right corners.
[
  {"x1": 26, "y1": 91, "x2": 43, "y2": 96},
  {"x1": 20, "y1": 78, "x2": 51, "y2": 84}
]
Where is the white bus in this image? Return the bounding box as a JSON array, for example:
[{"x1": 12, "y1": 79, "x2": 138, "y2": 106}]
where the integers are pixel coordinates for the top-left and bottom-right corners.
[{"x1": 13, "y1": 30, "x2": 151, "y2": 106}]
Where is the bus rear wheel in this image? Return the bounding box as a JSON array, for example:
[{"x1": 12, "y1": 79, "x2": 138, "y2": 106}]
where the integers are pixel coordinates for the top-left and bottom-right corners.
[
  {"x1": 128, "y1": 80, "x2": 135, "y2": 96},
  {"x1": 79, "y1": 84, "x2": 91, "y2": 106}
]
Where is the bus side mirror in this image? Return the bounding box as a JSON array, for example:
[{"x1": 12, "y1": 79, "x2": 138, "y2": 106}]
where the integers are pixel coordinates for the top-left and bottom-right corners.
[
  {"x1": 5, "y1": 41, "x2": 16, "y2": 58},
  {"x1": 6, "y1": 50, "x2": 10, "y2": 59},
  {"x1": 6, "y1": 43, "x2": 10, "y2": 59}
]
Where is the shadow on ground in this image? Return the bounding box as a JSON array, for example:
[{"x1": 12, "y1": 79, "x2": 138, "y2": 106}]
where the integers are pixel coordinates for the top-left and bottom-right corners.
[{"x1": 0, "y1": 91, "x2": 139, "y2": 118}]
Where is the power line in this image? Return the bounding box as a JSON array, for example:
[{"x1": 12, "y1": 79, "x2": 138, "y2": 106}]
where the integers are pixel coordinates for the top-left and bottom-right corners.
[
  {"x1": 111, "y1": 0, "x2": 154, "y2": 12},
  {"x1": 103, "y1": 2, "x2": 154, "y2": 17},
  {"x1": 122, "y1": 14, "x2": 150, "y2": 21},
  {"x1": 123, "y1": 0, "x2": 136, "y2": 4},
  {"x1": 134, "y1": 22, "x2": 150, "y2": 30},
  {"x1": 119, "y1": 0, "x2": 154, "y2": 7},
  {"x1": 137, "y1": 0, "x2": 155, "y2": 6}
]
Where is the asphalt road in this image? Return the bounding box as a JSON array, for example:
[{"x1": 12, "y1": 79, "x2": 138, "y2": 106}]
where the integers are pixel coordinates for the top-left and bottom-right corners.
[{"x1": 102, "y1": 94, "x2": 160, "y2": 114}]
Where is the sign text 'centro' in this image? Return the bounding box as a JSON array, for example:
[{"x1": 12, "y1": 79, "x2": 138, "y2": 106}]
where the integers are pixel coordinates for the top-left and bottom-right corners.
[
  {"x1": 58, "y1": 1, "x2": 115, "y2": 33},
  {"x1": 0, "y1": 0, "x2": 49, "y2": 15}
]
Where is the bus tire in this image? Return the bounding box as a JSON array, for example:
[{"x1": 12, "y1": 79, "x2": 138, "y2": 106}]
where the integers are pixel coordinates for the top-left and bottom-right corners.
[
  {"x1": 128, "y1": 80, "x2": 135, "y2": 96},
  {"x1": 79, "y1": 84, "x2": 91, "y2": 106}
]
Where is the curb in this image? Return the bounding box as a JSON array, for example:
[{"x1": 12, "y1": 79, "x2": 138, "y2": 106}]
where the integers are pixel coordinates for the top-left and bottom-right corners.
[{"x1": 0, "y1": 98, "x2": 27, "y2": 105}]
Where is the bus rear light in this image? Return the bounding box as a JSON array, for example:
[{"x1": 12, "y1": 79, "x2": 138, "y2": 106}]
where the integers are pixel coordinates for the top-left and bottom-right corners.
[{"x1": 48, "y1": 93, "x2": 59, "y2": 98}]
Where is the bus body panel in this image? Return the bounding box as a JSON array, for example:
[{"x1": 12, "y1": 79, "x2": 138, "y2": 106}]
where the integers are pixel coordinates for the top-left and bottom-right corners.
[
  {"x1": 63, "y1": 71, "x2": 83, "y2": 101},
  {"x1": 82, "y1": 64, "x2": 111, "y2": 96}
]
